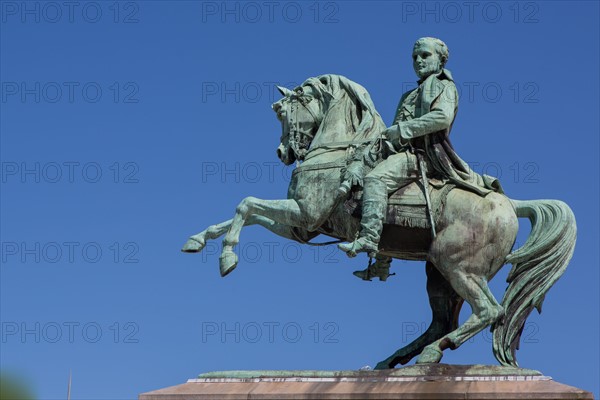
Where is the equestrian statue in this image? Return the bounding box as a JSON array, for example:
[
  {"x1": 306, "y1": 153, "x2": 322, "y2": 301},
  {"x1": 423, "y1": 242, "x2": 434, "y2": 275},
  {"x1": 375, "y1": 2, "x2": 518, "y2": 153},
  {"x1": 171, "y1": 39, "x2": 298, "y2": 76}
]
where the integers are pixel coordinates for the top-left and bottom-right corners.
[{"x1": 182, "y1": 37, "x2": 576, "y2": 369}]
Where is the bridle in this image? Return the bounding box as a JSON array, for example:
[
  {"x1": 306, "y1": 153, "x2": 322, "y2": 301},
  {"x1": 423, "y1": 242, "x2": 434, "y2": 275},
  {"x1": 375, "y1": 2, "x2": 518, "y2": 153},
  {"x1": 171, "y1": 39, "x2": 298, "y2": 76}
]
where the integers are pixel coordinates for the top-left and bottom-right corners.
[{"x1": 286, "y1": 89, "x2": 321, "y2": 161}]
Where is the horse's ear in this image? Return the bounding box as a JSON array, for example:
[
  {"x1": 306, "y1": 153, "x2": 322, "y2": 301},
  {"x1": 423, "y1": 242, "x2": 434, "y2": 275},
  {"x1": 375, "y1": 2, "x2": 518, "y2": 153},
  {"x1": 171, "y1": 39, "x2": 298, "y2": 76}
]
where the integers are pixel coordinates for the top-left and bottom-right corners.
[{"x1": 277, "y1": 85, "x2": 294, "y2": 97}]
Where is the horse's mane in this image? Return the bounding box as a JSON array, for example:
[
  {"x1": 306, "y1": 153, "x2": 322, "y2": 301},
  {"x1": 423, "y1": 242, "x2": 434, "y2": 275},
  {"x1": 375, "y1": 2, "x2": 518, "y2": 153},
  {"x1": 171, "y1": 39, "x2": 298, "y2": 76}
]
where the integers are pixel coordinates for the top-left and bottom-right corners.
[{"x1": 301, "y1": 75, "x2": 386, "y2": 145}]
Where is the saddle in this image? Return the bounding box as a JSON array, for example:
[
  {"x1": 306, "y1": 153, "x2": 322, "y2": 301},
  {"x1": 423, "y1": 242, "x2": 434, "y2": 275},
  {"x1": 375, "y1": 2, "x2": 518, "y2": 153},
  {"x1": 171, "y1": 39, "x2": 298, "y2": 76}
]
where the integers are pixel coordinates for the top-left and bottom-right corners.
[{"x1": 344, "y1": 179, "x2": 455, "y2": 229}]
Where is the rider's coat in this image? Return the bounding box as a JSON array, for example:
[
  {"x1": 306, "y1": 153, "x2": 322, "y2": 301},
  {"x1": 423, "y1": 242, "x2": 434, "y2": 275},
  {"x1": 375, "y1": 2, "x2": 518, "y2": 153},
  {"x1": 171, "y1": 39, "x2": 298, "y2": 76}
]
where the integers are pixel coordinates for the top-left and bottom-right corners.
[{"x1": 388, "y1": 69, "x2": 501, "y2": 196}]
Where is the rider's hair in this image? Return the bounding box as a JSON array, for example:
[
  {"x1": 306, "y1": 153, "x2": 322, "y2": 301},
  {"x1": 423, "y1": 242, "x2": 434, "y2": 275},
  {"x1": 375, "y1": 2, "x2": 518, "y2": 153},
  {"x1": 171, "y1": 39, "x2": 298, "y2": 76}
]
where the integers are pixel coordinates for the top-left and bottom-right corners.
[{"x1": 414, "y1": 37, "x2": 449, "y2": 68}]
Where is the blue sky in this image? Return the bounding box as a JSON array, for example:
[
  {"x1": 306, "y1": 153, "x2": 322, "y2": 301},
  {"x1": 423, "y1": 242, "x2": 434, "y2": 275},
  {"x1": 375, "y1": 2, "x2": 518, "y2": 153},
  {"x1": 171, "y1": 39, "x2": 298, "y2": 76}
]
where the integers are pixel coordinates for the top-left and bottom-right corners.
[{"x1": 1, "y1": 1, "x2": 598, "y2": 399}]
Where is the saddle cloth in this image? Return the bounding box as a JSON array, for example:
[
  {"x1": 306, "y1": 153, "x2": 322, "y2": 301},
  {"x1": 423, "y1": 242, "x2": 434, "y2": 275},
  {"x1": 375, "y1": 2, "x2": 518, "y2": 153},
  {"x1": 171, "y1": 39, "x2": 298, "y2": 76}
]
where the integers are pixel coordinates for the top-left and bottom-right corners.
[{"x1": 345, "y1": 180, "x2": 455, "y2": 229}]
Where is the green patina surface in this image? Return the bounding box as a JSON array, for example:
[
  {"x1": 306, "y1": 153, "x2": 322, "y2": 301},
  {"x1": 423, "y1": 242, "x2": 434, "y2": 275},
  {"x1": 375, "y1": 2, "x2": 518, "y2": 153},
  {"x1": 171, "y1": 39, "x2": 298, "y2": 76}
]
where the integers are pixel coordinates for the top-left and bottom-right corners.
[
  {"x1": 198, "y1": 364, "x2": 542, "y2": 379},
  {"x1": 183, "y1": 36, "x2": 576, "y2": 370}
]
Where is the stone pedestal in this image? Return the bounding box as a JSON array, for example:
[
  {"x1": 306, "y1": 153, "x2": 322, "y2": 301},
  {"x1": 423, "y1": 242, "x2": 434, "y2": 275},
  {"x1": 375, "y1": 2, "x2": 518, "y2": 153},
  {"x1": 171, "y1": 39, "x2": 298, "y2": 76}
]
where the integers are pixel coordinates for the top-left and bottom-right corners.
[{"x1": 139, "y1": 364, "x2": 593, "y2": 400}]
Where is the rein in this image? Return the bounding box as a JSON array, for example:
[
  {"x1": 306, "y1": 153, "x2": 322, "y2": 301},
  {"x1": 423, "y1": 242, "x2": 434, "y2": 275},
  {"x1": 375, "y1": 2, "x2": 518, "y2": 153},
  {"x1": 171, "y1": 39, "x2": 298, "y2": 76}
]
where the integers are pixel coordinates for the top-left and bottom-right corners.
[
  {"x1": 288, "y1": 93, "x2": 379, "y2": 174},
  {"x1": 288, "y1": 95, "x2": 319, "y2": 160},
  {"x1": 292, "y1": 158, "x2": 346, "y2": 175},
  {"x1": 304, "y1": 139, "x2": 374, "y2": 160},
  {"x1": 289, "y1": 92, "x2": 375, "y2": 161}
]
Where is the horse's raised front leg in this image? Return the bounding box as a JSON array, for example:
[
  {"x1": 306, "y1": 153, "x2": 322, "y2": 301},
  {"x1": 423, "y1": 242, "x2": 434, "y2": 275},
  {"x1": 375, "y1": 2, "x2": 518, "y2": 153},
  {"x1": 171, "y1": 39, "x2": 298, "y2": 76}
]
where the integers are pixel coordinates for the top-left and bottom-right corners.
[
  {"x1": 375, "y1": 262, "x2": 463, "y2": 369},
  {"x1": 220, "y1": 197, "x2": 312, "y2": 277},
  {"x1": 182, "y1": 219, "x2": 233, "y2": 253},
  {"x1": 182, "y1": 214, "x2": 304, "y2": 253}
]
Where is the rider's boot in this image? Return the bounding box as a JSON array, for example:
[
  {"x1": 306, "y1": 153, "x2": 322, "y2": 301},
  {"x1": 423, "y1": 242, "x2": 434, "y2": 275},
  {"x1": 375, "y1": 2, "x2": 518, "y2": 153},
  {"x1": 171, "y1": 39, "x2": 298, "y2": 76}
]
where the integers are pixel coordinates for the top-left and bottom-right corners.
[
  {"x1": 353, "y1": 255, "x2": 394, "y2": 281},
  {"x1": 338, "y1": 178, "x2": 388, "y2": 258}
]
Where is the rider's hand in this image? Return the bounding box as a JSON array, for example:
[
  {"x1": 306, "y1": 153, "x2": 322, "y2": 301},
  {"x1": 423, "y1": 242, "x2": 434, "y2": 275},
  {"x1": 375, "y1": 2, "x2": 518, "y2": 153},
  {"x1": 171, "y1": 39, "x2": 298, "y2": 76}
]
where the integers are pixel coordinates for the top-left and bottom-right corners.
[
  {"x1": 342, "y1": 161, "x2": 365, "y2": 188},
  {"x1": 382, "y1": 124, "x2": 407, "y2": 149},
  {"x1": 382, "y1": 124, "x2": 401, "y2": 142}
]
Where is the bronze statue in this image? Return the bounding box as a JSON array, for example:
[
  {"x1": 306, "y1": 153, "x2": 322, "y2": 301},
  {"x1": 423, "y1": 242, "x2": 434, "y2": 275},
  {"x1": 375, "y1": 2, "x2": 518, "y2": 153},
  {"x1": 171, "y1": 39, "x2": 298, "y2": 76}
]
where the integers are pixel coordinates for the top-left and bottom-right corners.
[{"x1": 182, "y1": 38, "x2": 576, "y2": 369}]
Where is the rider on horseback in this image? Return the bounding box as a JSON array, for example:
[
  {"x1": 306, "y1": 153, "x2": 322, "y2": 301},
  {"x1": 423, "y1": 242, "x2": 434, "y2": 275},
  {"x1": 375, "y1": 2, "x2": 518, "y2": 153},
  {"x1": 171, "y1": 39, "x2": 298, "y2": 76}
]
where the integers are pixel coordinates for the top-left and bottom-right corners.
[
  {"x1": 184, "y1": 41, "x2": 575, "y2": 367},
  {"x1": 338, "y1": 37, "x2": 500, "y2": 258}
]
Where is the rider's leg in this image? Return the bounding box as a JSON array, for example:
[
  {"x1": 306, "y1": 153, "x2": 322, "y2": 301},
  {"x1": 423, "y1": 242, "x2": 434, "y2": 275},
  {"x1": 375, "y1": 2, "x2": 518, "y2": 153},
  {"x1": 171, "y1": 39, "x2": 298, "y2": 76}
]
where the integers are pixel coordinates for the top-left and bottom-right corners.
[
  {"x1": 338, "y1": 176, "x2": 388, "y2": 257},
  {"x1": 338, "y1": 152, "x2": 419, "y2": 257}
]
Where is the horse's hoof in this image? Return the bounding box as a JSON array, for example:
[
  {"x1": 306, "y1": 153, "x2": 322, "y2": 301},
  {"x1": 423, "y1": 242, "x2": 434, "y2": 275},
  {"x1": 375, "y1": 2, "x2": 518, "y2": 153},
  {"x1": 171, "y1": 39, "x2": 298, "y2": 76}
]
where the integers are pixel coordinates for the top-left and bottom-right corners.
[
  {"x1": 181, "y1": 236, "x2": 205, "y2": 253},
  {"x1": 415, "y1": 345, "x2": 443, "y2": 364},
  {"x1": 219, "y1": 250, "x2": 238, "y2": 277}
]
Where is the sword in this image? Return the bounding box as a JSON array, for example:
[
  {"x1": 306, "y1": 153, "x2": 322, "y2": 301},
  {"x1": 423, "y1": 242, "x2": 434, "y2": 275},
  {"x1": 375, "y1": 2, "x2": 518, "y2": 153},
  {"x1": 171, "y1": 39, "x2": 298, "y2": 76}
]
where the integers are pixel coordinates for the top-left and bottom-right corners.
[{"x1": 415, "y1": 150, "x2": 437, "y2": 238}]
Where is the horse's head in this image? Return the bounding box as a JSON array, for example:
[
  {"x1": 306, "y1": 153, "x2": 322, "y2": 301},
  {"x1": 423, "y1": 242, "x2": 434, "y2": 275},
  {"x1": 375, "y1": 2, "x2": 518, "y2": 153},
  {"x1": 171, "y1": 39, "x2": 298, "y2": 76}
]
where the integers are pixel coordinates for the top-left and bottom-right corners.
[
  {"x1": 272, "y1": 84, "x2": 323, "y2": 165},
  {"x1": 272, "y1": 75, "x2": 385, "y2": 165}
]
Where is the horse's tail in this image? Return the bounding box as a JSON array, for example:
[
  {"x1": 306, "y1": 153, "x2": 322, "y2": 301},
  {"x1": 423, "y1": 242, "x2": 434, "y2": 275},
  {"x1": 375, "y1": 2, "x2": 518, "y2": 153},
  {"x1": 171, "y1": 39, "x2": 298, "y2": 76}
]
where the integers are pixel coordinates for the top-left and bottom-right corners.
[{"x1": 492, "y1": 199, "x2": 576, "y2": 367}]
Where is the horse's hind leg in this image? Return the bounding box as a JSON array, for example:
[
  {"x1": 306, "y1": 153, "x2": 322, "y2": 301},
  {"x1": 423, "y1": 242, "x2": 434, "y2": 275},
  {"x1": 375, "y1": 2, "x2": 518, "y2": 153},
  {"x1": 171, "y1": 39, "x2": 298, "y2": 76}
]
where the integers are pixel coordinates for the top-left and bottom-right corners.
[
  {"x1": 416, "y1": 262, "x2": 504, "y2": 363},
  {"x1": 182, "y1": 215, "x2": 305, "y2": 253},
  {"x1": 375, "y1": 262, "x2": 463, "y2": 369}
]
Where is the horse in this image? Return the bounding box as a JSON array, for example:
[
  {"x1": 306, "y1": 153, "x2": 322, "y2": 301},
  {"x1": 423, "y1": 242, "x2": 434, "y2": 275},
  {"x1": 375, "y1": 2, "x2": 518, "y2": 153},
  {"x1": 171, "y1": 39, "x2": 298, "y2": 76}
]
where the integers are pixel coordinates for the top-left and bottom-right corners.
[{"x1": 182, "y1": 74, "x2": 576, "y2": 368}]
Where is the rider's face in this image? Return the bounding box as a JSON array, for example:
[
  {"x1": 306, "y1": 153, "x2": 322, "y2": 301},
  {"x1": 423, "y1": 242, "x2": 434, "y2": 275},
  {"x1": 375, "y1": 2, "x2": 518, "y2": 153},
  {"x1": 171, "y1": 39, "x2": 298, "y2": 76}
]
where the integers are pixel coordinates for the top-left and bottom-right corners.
[{"x1": 412, "y1": 42, "x2": 442, "y2": 80}]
